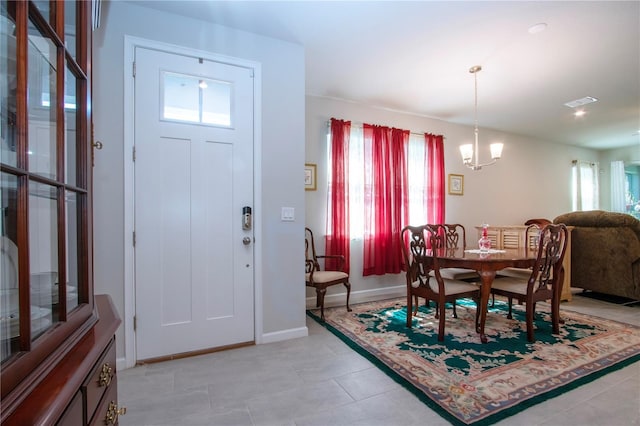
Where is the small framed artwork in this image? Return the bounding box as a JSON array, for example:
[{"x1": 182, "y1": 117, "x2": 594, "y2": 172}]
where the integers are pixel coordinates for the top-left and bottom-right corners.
[
  {"x1": 304, "y1": 163, "x2": 317, "y2": 191},
  {"x1": 448, "y1": 174, "x2": 464, "y2": 195}
]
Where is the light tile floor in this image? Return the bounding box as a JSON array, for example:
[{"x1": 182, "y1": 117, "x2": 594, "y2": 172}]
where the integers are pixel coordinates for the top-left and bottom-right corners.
[{"x1": 119, "y1": 292, "x2": 640, "y2": 426}]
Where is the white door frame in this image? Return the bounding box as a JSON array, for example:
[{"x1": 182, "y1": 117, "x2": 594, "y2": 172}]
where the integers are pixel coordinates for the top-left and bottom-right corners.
[{"x1": 122, "y1": 35, "x2": 263, "y2": 369}]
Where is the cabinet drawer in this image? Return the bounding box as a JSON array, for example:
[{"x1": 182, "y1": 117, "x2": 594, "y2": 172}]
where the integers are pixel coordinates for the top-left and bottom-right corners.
[
  {"x1": 84, "y1": 339, "x2": 116, "y2": 422},
  {"x1": 90, "y1": 377, "x2": 120, "y2": 426},
  {"x1": 57, "y1": 390, "x2": 84, "y2": 426}
]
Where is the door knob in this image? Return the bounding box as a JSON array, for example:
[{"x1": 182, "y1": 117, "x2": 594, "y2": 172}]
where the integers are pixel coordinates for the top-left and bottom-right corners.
[{"x1": 243, "y1": 237, "x2": 251, "y2": 245}]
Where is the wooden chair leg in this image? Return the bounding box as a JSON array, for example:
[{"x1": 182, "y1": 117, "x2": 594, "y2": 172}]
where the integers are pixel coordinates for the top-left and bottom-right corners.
[
  {"x1": 507, "y1": 297, "x2": 514, "y2": 319},
  {"x1": 551, "y1": 293, "x2": 562, "y2": 330},
  {"x1": 452, "y1": 302, "x2": 458, "y2": 318},
  {"x1": 437, "y1": 299, "x2": 446, "y2": 341},
  {"x1": 526, "y1": 300, "x2": 536, "y2": 342},
  {"x1": 474, "y1": 297, "x2": 481, "y2": 330},
  {"x1": 407, "y1": 292, "x2": 414, "y2": 327},
  {"x1": 316, "y1": 288, "x2": 327, "y2": 321},
  {"x1": 343, "y1": 282, "x2": 352, "y2": 312}
]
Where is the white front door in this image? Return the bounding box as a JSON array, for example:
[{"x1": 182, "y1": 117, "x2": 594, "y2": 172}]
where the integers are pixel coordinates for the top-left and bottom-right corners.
[{"x1": 134, "y1": 47, "x2": 254, "y2": 360}]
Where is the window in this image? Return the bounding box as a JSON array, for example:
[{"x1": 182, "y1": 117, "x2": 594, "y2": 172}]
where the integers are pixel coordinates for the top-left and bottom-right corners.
[
  {"x1": 162, "y1": 72, "x2": 232, "y2": 127},
  {"x1": 571, "y1": 160, "x2": 599, "y2": 211},
  {"x1": 625, "y1": 163, "x2": 640, "y2": 219},
  {"x1": 326, "y1": 118, "x2": 444, "y2": 276},
  {"x1": 336, "y1": 129, "x2": 434, "y2": 238}
]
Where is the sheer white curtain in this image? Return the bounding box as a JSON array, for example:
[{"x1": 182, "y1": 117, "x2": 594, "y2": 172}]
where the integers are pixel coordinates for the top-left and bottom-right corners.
[
  {"x1": 407, "y1": 133, "x2": 428, "y2": 225},
  {"x1": 610, "y1": 160, "x2": 626, "y2": 212},
  {"x1": 572, "y1": 160, "x2": 599, "y2": 211}
]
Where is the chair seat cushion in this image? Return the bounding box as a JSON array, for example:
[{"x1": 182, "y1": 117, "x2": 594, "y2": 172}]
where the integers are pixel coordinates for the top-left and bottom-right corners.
[
  {"x1": 432, "y1": 268, "x2": 479, "y2": 281},
  {"x1": 306, "y1": 270, "x2": 348, "y2": 284},
  {"x1": 411, "y1": 278, "x2": 479, "y2": 296},
  {"x1": 497, "y1": 267, "x2": 532, "y2": 279},
  {"x1": 491, "y1": 276, "x2": 529, "y2": 296}
]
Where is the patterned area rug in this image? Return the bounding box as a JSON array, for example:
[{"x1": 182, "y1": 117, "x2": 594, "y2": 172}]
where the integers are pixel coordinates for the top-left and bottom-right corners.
[{"x1": 307, "y1": 298, "x2": 640, "y2": 425}]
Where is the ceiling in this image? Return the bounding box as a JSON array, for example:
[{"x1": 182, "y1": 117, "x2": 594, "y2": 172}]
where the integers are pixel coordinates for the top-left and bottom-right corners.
[{"x1": 128, "y1": 1, "x2": 640, "y2": 150}]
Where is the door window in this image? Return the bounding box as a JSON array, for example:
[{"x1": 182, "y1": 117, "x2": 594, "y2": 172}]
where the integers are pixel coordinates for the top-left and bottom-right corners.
[{"x1": 161, "y1": 71, "x2": 232, "y2": 127}]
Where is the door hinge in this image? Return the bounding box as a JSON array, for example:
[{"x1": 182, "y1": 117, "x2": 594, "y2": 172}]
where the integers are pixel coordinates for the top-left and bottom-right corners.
[
  {"x1": 133, "y1": 316, "x2": 137, "y2": 331},
  {"x1": 133, "y1": 231, "x2": 136, "y2": 246},
  {"x1": 132, "y1": 146, "x2": 136, "y2": 162},
  {"x1": 132, "y1": 61, "x2": 136, "y2": 77}
]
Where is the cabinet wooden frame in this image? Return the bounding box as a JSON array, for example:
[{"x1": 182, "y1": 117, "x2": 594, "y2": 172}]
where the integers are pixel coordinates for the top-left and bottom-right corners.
[{"x1": 1, "y1": 0, "x2": 96, "y2": 409}]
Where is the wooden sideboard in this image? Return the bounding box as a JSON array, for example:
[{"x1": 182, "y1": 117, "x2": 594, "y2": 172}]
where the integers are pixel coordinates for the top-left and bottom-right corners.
[
  {"x1": 1, "y1": 295, "x2": 123, "y2": 425},
  {"x1": 476, "y1": 225, "x2": 573, "y2": 301}
]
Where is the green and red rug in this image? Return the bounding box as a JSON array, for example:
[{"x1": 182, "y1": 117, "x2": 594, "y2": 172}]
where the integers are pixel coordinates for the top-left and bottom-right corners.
[{"x1": 307, "y1": 298, "x2": 640, "y2": 425}]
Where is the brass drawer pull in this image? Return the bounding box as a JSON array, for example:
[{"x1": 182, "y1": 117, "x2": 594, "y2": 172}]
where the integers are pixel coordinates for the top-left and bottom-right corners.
[
  {"x1": 105, "y1": 401, "x2": 127, "y2": 425},
  {"x1": 98, "y1": 363, "x2": 113, "y2": 387}
]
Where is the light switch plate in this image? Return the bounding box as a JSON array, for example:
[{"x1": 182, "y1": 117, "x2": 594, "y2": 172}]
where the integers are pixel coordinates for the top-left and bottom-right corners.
[{"x1": 281, "y1": 207, "x2": 295, "y2": 221}]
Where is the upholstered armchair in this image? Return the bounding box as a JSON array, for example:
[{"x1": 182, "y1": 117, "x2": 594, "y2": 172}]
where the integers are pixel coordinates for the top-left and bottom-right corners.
[{"x1": 553, "y1": 210, "x2": 640, "y2": 300}]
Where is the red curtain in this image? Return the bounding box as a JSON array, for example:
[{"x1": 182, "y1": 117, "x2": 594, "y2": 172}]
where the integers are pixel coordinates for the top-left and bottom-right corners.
[
  {"x1": 362, "y1": 124, "x2": 409, "y2": 276},
  {"x1": 325, "y1": 118, "x2": 351, "y2": 273},
  {"x1": 424, "y1": 133, "x2": 445, "y2": 224}
]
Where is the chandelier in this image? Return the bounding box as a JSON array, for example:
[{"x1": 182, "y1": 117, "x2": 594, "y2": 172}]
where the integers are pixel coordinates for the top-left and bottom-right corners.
[{"x1": 459, "y1": 65, "x2": 503, "y2": 171}]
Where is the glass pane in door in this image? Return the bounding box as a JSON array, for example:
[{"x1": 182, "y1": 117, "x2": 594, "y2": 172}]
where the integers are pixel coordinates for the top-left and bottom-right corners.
[
  {"x1": 64, "y1": 0, "x2": 76, "y2": 60},
  {"x1": 201, "y1": 79, "x2": 231, "y2": 126},
  {"x1": 32, "y1": 1, "x2": 50, "y2": 26},
  {"x1": 161, "y1": 72, "x2": 232, "y2": 127},
  {"x1": 65, "y1": 190, "x2": 78, "y2": 312},
  {"x1": 1, "y1": 2, "x2": 17, "y2": 168},
  {"x1": 28, "y1": 18, "x2": 57, "y2": 179},
  {"x1": 0, "y1": 172, "x2": 19, "y2": 363},
  {"x1": 29, "y1": 182, "x2": 59, "y2": 340},
  {"x1": 162, "y1": 71, "x2": 200, "y2": 123},
  {"x1": 64, "y1": 64, "x2": 77, "y2": 185}
]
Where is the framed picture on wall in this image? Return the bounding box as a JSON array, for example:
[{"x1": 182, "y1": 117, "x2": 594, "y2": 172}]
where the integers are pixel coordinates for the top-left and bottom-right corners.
[
  {"x1": 305, "y1": 163, "x2": 317, "y2": 191},
  {"x1": 448, "y1": 174, "x2": 464, "y2": 195}
]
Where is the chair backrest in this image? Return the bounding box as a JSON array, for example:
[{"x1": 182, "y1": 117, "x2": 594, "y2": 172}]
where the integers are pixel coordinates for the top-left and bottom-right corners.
[
  {"x1": 525, "y1": 223, "x2": 543, "y2": 249},
  {"x1": 401, "y1": 224, "x2": 445, "y2": 285},
  {"x1": 530, "y1": 223, "x2": 568, "y2": 291},
  {"x1": 440, "y1": 223, "x2": 467, "y2": 249},
  {"x1": 305, "y1": 227, "x2": 319, "y2": 271}
]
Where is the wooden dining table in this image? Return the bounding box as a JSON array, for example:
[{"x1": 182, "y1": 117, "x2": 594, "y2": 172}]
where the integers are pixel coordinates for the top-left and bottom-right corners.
[{"x1": 433, "y1": 246, "x2": 539, "y2": 343}]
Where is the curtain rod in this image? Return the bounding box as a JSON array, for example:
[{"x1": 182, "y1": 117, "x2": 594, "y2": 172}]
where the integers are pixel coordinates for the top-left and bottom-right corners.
[{"x1": 326, "y1": 120, "x2": 444, "y2": 139}]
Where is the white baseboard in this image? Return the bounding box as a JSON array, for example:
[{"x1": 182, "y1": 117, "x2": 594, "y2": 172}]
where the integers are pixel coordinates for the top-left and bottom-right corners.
[
  {"x1": 260, "y1": 326, "x2": 309, "y2": 344},
  {"x1": 117, "y1": 357, "x2": 128, "y2": 371},
  {"x1": 117, "y1": 326, "x2": 310, "y2": 371},
  {"x1": 117, "y1": 287, "x2": 402, "y2": 370},
  {"x1": 306, "y1": 285, "x2": 405, "y2": 310}
]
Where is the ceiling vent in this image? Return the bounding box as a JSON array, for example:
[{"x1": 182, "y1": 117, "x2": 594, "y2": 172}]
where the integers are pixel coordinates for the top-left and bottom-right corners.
[{"x1": 564, "y1": 96, "x2": 598, "y2": 108}]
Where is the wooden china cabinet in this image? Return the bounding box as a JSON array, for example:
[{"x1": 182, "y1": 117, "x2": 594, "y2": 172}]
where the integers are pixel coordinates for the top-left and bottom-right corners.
[{"x1": 1, "y1": 1, "x2": 122, "y2": 425}]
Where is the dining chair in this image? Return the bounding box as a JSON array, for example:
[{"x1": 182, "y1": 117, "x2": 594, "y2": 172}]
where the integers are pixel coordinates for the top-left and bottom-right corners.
[
  {"x1": 401, "y1": 224, "x2": 480, "y2": 341},
  {"x1": 305, "y1": 227, "x2": 351, "y2": 321},
  {"x1": 490, "y1": 223, "x2": 569, "y2": 342},
  {"x1": 438, "y1": 224, "x2": 481, "y2": 279},
  {"x1": 429, "y1": 224, "x2": 480, "y2": 317}
]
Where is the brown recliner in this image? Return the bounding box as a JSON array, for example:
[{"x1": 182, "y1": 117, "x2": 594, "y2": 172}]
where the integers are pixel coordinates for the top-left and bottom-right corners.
[{"x1": 553, "y1": 210, "x2": 640, "y2": 300}]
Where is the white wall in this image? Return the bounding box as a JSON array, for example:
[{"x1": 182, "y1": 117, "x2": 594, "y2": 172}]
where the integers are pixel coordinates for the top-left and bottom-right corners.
[
  {"x1": 92, "y1": 1, "x2": 306, "y2": 360},
  {"x1": 305, "y1": 95, "x2": 599, "y2": 305}
]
